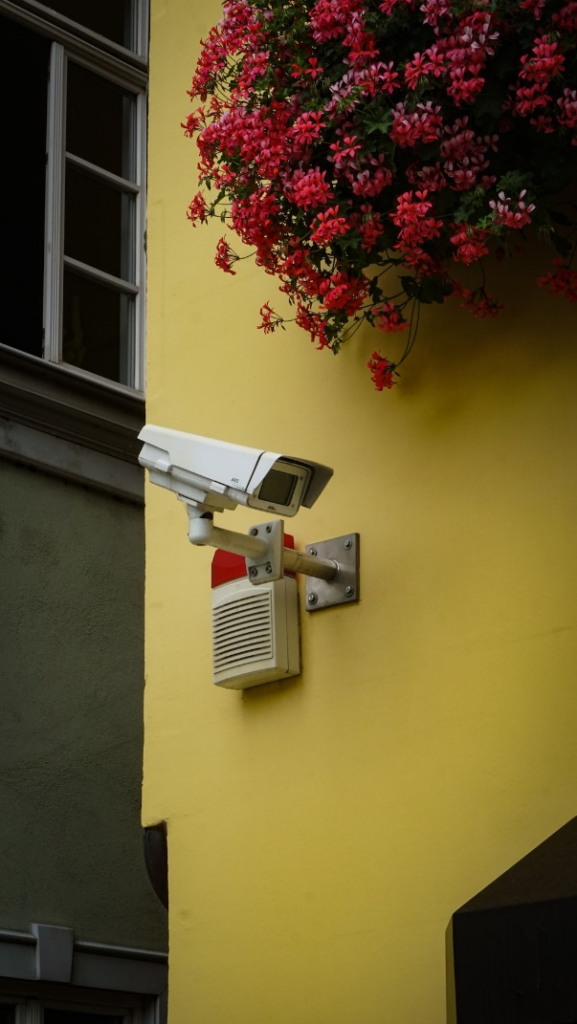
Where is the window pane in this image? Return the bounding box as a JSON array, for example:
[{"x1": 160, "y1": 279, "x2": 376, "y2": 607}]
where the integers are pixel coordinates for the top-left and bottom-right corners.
[
  {"x1": 67, "y1": 64, "x2": 136, "y2": 180},
  {"x1": 0, "y1": 1006, "x2": 16, "y2": 1024},
  {"x1": 44, "y1": 1013, "x2": 124, "y2": 1024},
  {"x1": 40, "y1": 0, "x2": 134, "y2": 50},
  {"x1": 0, "y1": 14, "x2": 50, "y2": 357},
  {"x1": 63, "y1": 269, "x2": 134, "y2": 385},
  {"x1": 65, "y1": 164, "x2": 134, "y2": 281}
]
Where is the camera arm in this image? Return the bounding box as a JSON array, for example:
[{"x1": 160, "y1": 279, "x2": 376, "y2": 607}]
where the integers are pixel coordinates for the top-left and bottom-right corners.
[{"x1": 187, "y1": 512, "x2": 338, "y2": 583}]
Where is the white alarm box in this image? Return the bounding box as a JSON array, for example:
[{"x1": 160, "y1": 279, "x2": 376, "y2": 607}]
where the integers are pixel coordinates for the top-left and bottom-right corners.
[{"x1": 212, "y1": 574, "x2": 301, "y2": 689}]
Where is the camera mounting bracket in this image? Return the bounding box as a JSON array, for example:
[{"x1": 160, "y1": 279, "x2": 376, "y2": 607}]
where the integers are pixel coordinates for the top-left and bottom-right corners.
[
  {"x1": 188, "y1": 514, "x2": 360, "y2": 611},
  {"x1": 245, "y1": 521, "x2": 360, "y2": 610}
]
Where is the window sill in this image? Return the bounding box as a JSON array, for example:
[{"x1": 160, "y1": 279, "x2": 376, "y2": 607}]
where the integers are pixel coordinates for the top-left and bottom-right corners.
[
  {"x1": 0, "y1": 344, "x2": 144, "y2": 460},
  {"x1": 0, "y1": 345, "x2": 145, "y2": 502}
]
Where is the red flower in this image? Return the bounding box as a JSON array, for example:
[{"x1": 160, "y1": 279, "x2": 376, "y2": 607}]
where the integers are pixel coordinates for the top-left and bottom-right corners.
[
  {"x1": 367, "y1": 352, "x2": 397, "y2": 390},
  {"x1": 450, "y1": 224, "x2": 490, "y2": 264},
  {"x1": 186, "y1": 192, "x2": 209, "y2": 226},
  {"x1": 215, "y1": 237, "x2": 238, "y2": 275},
  {"x1": 372, "y1": 303, "x2": 409, "y2": 332},
  {"x1": 310, "y1": 207, "x2": 350, "y2": 243},
  {"x1": 538, "y1": 259, "x2": 577, "y2": 303},
  {"x1": 305, "y1": 57, "x2": 325, "y2": 79},
  {"x1": 184, "y1": 0, "x2": 577, "y2": 392},
  {"x1": 258, "y1": 302, "x2": 285, "y2": 333},
  {"x1": 489, "y1": 190, "x2": 535, "y2": 229}
]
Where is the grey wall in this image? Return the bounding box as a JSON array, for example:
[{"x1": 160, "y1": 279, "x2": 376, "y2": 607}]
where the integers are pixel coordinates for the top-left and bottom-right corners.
[{"x1": 0, "y1": 457, "x2": 166, "y2": 949}]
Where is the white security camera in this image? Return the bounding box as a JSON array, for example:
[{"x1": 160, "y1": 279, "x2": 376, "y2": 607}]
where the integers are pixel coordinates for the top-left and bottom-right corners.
[
  {"x1": 139, "y1": 424, "x2": 359, "y2": 614},
  {"x1": 138, "y1": 424, "x2": 333, "y2": 517}
]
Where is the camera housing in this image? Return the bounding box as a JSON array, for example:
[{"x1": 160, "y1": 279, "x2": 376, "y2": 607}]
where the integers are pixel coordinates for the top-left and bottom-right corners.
[{"x1": 138, "y1": 425, "x2": 333, "y2": 516}]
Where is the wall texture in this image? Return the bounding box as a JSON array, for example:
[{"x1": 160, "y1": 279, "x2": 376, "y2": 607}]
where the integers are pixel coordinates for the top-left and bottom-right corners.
[
  {"x1": 144, "y1": 1, "x2": 577, "y2": 1020},
  {"x1": 0, "y1": 457, "x2": 166, "y2": 949}
]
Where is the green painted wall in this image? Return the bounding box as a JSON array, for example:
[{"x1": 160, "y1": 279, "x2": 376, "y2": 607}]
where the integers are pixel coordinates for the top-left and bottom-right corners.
[{"x1": 0, "y1": 457, "x2": 166, "y2": 949}]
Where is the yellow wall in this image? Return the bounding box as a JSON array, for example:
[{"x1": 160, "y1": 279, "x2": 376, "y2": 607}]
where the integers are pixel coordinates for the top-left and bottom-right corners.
[{"x1": 144, "y1": 3, "x2": 577, "y2": 1021}]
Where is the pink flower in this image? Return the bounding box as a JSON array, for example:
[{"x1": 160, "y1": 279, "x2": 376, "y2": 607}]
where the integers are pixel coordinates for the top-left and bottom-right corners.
[{"x1": 489, "y1": 190, "x2": 536, "y2": 229}]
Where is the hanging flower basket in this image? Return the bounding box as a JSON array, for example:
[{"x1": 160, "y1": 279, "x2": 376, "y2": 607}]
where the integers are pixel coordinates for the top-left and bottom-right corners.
[{"x1": 184, "y1": 0, "x2": 577, "y2": 390}]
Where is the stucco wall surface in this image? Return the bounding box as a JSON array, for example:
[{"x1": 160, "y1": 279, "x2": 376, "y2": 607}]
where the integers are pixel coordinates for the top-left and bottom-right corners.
[
  {"x1": 0, "y1": 458, "x2": 166, "y2": 950},
  {"x1": 144, "y1": 1, "x2": 577, "y2": 1020}
]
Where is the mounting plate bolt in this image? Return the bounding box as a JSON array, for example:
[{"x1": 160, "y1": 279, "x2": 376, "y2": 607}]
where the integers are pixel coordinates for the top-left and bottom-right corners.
[
  {"x1": 265, "y1": 563, "x2": 273, "y2": 574},
  {"x1": 343, "y1": 538, "x2": 352, "y2": 550},
  {"x1": 309, "y1": 548, "x2": 317, "y2": 556},
  {"x1": 307, "y1": 593, "x2": 318, "y2": 606},
  {"x1": 249, "y1": 527, "x2": 258, "y2": 536},
  {"x1": 345, "y1": 585, "x2": 355, "y2": 597},
  {"x1": 266, "y1": 524, "x2": 272, "y2": 533},
  {"x1": 248, "y1": 566, "x2": 258, "y2": 579}
]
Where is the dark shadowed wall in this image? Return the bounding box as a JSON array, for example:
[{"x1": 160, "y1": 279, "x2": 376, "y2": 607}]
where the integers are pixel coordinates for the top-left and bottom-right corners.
[{"x1": 0, "y1": 457, "x2": 166, "y2": 949}]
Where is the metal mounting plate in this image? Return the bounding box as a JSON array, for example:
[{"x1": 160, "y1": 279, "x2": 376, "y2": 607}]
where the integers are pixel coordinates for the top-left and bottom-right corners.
[
  {"x1": 305, "y1": 534, "x2": 360, "y2": 611},
  {"x1": 245, "y1": 519, "x2": 283, "y2": 583}
]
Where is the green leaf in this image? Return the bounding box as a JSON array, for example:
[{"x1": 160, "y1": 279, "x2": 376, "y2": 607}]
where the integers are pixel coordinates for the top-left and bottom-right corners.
[
  {"x1": 551, "y1": 232, "x2": 572, "y2": 258},
  {"x1": 359, "y1": 97, "x2": 394, "y2": 136},
  {"x1": 399, "y1": 274, "x2": 452, "y2": 305},
  {"x1": 549, "y1": 210, "x2": 574, "y2": 228},
  {"x1": 399, "y1": 275, "x2": 420, "y2": 299},
  {"x1": 453, "y1": 186, "x2": 486, "y2": 224},
  {"x1": 496, "y1": 170, "x2": 533, "y2": 197},
  {"x1": 364, "y1": 111, "x2": 393, "y2": 136}
]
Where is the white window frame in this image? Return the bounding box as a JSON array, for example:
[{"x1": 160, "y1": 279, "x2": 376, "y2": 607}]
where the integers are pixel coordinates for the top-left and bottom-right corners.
[{"x1": 0, "y1": 0, "x2": 148, "y2": 395}]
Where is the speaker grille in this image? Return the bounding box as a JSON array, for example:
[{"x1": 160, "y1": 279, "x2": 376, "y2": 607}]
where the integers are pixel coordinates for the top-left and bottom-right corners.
[{"x1": 213, "y1": 590, "x2": 273, "y2": 673}]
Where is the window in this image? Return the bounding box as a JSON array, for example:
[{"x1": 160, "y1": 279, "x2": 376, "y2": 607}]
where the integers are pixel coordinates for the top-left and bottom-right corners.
[
  {"x1": 39, "y1": 1, "x2": 134, "y2": 47},
  {"x1": 45, "y1": 1013, "x2": 123, "y2": 1024},
  {"x1": 0, "y1": 928, "x2": 166, "y2": 1024},
  {"x1": 0, "y1": 0, "x2": 147, "y2": 391},
  {"x1": 0, "y1": 998, "x2": 143, "y2": 1024}
]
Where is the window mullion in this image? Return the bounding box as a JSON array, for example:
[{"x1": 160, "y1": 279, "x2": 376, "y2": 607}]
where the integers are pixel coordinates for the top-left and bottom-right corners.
[
  {"x1": 134, "y1": 0, "x2": 149, "y2": 62},
  {"x1": 63, "y1": 256, "x2": 139, "y2": 295},
  {"x1": 65, "y1": 153, "x2": 139, "y2": 195},
  {"x1": 43, "y1": 41, "x2": 66, "y2": 365},
  {"x1": 133, "y1": 88, "x2": 147, "y2": 392},
  {"x1": 0, "y1": 1, "x2": 147, "y2": 85},
  {"x1": 15, "y1": 1003, "x2": 41, "y2": 1024}
]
